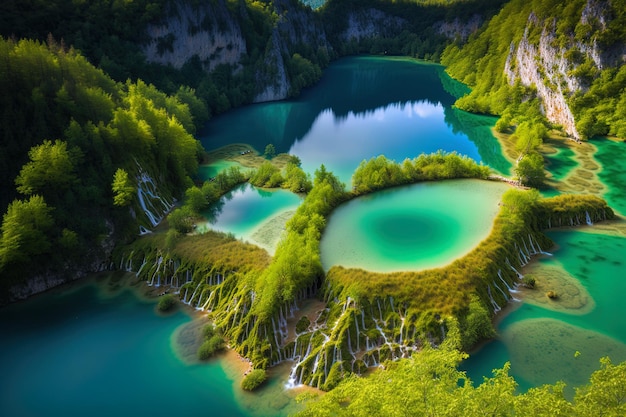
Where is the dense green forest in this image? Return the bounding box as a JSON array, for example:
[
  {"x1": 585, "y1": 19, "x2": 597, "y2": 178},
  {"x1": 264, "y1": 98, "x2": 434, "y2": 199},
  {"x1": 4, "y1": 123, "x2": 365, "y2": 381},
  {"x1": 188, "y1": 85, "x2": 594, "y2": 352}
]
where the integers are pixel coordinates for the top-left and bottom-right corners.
[{"x1": 0, "y1": 37, "x2": 201, "y2": 294}]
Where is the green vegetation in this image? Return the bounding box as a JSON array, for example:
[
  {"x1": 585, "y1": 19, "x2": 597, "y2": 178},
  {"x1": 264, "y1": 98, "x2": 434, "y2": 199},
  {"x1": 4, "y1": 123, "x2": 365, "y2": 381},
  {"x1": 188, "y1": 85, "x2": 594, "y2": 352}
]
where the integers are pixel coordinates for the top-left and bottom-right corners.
[
  {"x1": 0, "y1": 0, "x2": 331, "y2": 120},
  {"x1": 442, "y1": 0, "x2": 626, "y2": 141},
  {"x1": 320, "y1": 0, "x2": 506, "y2": 60},
  {"x1": 522, "y1": 275, "x2": 536, "y2": 289},
  {"x1": 241, "y1": 369, "x2": 267, "y2": 391},
  {"x1": 352, "y1": 152, "x2": 490, "y2": 194},
  {"x1": 197, "y1": 324, "x2": 225, "y2": 360},
  {"x1": 0, "y1": 37, "x2": 202, "y2": 295},
  {"x1": 116, "y1": 152, "x2": 613, "y2": 389},
  {"x1": 169, "y1": 166, "x2": 249, "y2": 234},
  {"x1": 156, "y1": 294, "x2": 176, "y2": 312},
  {"x1": 296, "y1": 327, "x2": 626, "y2": 416}
]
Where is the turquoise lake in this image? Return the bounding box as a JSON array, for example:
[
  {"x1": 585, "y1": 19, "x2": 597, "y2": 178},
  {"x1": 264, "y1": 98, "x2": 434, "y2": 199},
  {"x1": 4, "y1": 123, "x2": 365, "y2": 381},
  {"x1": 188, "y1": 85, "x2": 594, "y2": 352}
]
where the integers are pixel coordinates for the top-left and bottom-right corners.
[
  {"x1": 320, "y1": 179, "x2": 509, "y2": 272},
  {"x1": 0, "y1": 281, "x2": 250, "y2": 417},
  {"x1": 197, "y1": 183, "x2": 303, "y2": 254}
]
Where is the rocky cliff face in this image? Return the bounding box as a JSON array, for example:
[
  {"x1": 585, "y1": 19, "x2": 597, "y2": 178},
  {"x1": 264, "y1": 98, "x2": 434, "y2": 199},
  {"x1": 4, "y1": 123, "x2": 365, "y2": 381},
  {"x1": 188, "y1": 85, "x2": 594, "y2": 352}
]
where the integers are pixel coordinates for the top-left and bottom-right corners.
[
  {"x1": 503, "y1": 0, "x2": 625, "y2": 139},
  {"x1": 253, "y1": 0, "x2": 331, "y2": 102},
  {"x1": 435, "y1": 15, "x2": 483, "y2": 42},
  {"x1": 143, "y1": 0, "x2": 332, "y2": 103},
  {"x1": 340, "y1": 8, "x2": 408, "y2": 42},
  {"x1": 144, "y1": 1, "x2": 247, "y2": 72},
  {"x1": 7, "y1": 220, "x2": 116, "y2": 303}
]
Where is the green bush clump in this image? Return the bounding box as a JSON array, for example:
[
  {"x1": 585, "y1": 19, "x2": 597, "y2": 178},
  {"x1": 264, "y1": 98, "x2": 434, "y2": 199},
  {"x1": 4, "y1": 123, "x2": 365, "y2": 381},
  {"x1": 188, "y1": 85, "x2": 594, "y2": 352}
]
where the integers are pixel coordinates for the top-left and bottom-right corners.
[
  {"x1": 295, "y1": 316, "x2": 311, "y2": 334},
  {"x1": 197, "y1": 324, "x2": 225, "y2": 360},
  {"x1": 241, "y1": 369, "x2": 267, "y2": 391},
  {"x1": 197, "y1": 336, "x2": 225, "y2": 360},
  {"x1": 157, "y1": 294, "x2": 176, "y2": 312},
  {"x1": 522, "y1": 276, "x2": 536, "y2": 289}
]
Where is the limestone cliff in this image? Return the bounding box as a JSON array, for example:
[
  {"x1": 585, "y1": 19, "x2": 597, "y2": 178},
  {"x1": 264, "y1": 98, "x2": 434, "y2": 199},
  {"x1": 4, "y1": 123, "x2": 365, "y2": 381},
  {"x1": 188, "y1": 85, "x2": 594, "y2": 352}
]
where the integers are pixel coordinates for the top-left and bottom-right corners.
[
  {"x1": 144, "y1": 1, "x2": 247, "y2": 72},
  {"x1": 340, "y1": 8, "x2": 408, "y2": 43},
  {"x1": 435, "y1": 15, "x2": 483, "y2": 42},
  {"x1": 143, "y1": 0, "x2": 332, "y2": 103},
  {"x1": 503, "y1": 0, "x2": 625, "y2": 139}
]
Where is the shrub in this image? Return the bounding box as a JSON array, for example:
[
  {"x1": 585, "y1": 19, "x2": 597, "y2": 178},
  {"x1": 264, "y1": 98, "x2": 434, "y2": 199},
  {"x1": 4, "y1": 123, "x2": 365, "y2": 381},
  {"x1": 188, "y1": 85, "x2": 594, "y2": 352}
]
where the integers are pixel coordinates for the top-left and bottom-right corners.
[
  {"x1": 241, "y1": 369, "x2": 267, "y2": 391},
  {"x1": 157, "y1": 294, "x2": 176, "y2": 312},
  {"x1": 197, "y1": 335, "x2": 225, "y2": 360},
  {"x1": 522, "y1": 276, "x2": 536, "y2": 289},
  {"x1": 295, "y1": 316, "x2": 311, "y2": 334},
  {"x1": 546, "y1": 290, "x2": 558, "y2": 299}
]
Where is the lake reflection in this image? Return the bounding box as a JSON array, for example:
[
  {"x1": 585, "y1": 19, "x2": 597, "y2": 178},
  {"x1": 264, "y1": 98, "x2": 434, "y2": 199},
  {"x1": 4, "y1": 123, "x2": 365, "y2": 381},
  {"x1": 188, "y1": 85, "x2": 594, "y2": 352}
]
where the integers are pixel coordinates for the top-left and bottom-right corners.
[
  {"x1": 291, "y1": 101, "x2": 482, "y2": 184},
  {"x1": 200, "y1": 56, "x2": 511, "y2": 184}
]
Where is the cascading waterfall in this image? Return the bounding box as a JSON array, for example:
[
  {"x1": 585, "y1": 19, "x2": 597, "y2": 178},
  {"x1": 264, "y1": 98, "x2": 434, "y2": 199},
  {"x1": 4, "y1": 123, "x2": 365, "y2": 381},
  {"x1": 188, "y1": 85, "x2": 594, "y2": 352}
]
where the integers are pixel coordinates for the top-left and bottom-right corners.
[
  {"x1": 487, "y1": 285, "x2": 501, "y2": 313},
  {"x1": 135, "y1": 166, "x2": 174, "y2": 232},
  {"x1": 585, "y1": 211, "x2": 593, "y2": 225},
  {"x1": 492, "y1": 280, "x2": 509, "y2": 301}
]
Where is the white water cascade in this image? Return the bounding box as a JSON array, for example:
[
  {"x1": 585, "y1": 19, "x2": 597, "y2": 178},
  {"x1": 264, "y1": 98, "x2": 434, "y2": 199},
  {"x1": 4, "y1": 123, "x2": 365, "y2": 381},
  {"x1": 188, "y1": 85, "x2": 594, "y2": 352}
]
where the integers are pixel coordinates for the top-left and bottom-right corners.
[{"x1": 135, "y1": 166, "x2": 174, "y2": 232}]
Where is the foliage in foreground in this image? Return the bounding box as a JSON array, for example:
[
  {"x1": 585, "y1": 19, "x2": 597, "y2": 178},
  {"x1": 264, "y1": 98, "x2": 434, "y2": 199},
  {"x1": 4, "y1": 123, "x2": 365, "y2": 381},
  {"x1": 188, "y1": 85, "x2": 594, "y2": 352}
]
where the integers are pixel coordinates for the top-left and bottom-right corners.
[
  {"x1": 241, "y1": 369, "x2": 267, "y2": 391},
  {"x1": 156, "y1": 294, "x2": 176, "y2": 312},
  {"x1": 197, "y1": 324, "x2": 225, "y2": 361},
  {"x1": 296, "y1": 326, "x2": 626, "y2": 417}
]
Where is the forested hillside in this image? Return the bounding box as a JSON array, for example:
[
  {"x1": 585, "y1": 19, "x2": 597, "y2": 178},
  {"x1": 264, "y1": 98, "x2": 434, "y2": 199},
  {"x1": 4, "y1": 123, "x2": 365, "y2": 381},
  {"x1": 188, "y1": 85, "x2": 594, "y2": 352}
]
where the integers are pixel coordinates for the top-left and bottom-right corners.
[
  {"x1": 0, "y1": 37, "x2": 201, "y2": 298},
  {"x1": 442, "y1": 0, "x2": 626, "y2": 140}
]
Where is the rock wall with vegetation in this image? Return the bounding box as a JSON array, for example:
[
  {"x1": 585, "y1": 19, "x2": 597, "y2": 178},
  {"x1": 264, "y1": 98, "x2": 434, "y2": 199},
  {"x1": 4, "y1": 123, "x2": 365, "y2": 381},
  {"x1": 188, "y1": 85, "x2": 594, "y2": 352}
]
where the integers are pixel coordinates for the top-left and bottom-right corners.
[{"x1": 442, "y1": 0, "x2": 626, "y2": 140}]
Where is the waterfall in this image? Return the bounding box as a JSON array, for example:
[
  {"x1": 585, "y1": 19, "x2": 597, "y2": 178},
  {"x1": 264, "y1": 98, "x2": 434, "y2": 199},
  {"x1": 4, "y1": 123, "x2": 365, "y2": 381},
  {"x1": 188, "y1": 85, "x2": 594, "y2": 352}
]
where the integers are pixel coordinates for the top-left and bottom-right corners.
[
  {"x1": 493, "y1": 280, "x2": 509, "y2": 301},
  {"x1": 487, "y1": 285, "x2": 501, "y2": 313},
  {"x1": 354, "y1": 311, "x2": 360, "y2": 351},
  {"x1": 585, "y1": 211, "x2": 593, "y2": 226},
  {"x1": 135, "y1": 255, "x2": 148, "y2": 277},
  {"x1": 271, "y1": 317, "x2": 281, "y2": 348},
  {"x1": 505, "y1": 257, "x2": 523, "y2": 279},
  {"x1": 135, "y1": 168, "x2": 174, "y2": 229},
  {"x1": 498, "y1": 270, "x2": 519, "y2": 294},
  {"x1": 187, "y1": 282, "x2": 202, "y2": 306}
]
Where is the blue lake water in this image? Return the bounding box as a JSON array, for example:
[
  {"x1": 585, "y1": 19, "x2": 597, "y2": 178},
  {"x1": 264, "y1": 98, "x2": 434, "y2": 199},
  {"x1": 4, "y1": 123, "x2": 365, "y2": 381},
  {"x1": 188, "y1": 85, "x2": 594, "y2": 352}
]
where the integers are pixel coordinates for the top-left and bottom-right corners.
[{"x1": 200, "y1": 56, "x2": 511, "y2": 185}]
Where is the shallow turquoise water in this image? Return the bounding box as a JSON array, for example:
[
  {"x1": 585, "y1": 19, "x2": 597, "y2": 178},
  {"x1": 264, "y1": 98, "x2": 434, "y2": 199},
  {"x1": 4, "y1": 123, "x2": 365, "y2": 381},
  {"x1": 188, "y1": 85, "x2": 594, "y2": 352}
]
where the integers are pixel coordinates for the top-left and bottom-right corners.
[
  {"x1": 197, "y1": 160, "x2": 238, "y2": 182},
  {"x1": 0, "y1": 283, "x2": 249, "y2": 417},
  {"x1": 464, "y1": 136, "x2": 626, "y2": 394},
  {"x1": 198, "y1": 183, "x2": 302, "y2": 244},
  {"x1": 593, "y1": 137, "x2": 626, "y2": 216},
  {"x1": 464, "y1": 230, "x2": 626, "y2": 395},
  {"x1": 200, "y1": 56, "x2": 511, "y2": 184},
  {"x1": 544, "y1": 142, "x2": 577, "y2": 183},
  {"x1": 320, "y1": 179, "x2": 509, "y2": 272}
]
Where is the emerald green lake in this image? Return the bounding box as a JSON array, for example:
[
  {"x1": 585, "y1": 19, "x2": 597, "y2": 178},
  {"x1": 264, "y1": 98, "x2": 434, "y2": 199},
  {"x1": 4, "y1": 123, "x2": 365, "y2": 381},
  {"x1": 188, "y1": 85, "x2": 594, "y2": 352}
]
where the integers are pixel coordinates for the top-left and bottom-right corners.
[
  {"x1": 593, "y1": 137, "x2": 626, "y2": 216},
  {"x1": 197, "y1": 183, "x2": 302, "y2": 253},
  {"x1": 320, "y1": 179, "x2": 509, "y2": 272}
]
